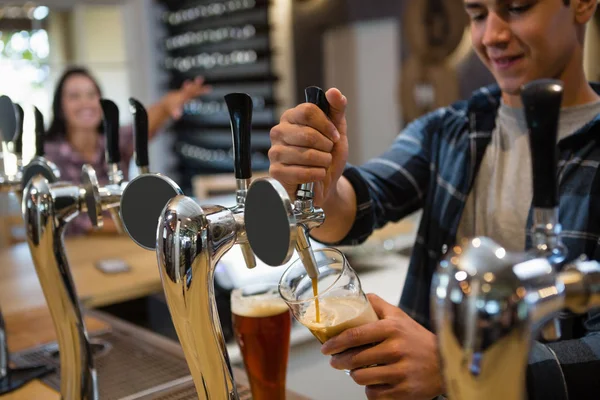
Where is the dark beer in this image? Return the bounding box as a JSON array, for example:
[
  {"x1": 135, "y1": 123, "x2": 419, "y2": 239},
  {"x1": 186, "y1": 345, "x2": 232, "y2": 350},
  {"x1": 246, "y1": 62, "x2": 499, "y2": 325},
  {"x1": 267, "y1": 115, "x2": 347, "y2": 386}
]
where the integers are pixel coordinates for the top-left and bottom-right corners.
[{"x1": 232, "y1": 296, "x2": 291, "y2": 400}]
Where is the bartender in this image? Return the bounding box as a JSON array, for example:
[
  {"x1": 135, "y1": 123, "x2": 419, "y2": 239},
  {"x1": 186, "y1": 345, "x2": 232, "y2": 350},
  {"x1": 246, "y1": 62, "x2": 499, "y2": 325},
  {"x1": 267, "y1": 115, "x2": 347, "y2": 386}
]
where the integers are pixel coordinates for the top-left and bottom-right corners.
[
  {"x1": 268, "y1": 0, "x2": 600, "y2": 399},
  {"x1": 44, "y1": 66, "x2": 211, "y2": 236}
]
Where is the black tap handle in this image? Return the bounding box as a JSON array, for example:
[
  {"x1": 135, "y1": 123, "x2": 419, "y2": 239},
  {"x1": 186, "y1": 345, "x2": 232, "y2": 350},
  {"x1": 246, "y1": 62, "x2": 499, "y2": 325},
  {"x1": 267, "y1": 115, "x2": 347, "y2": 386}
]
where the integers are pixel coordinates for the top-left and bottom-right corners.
[
  {"x1": 305, "y1": 86, "x2": 330, "y2": 118},
  {"x1": 128, "y1": 98, "x2": 149, "y2": 169},
  {"x1": 0, "y1": 95, "x2": 16, "y2": 143},
  {"x1": 33, "y1": 106, "x2": 45, "y2": 157},
  {"x1": 224, "y1": 93, "x2": 253, "y2": 179},
  {"x1": 13, "y1": 104, "x2": 24, "y2": 156},
  {"x1": 521, "y1": 79, "x2": 563, "y2": 209},
  {"x1": 100, "y1": 99, "x2": 121, "y2": 165}
]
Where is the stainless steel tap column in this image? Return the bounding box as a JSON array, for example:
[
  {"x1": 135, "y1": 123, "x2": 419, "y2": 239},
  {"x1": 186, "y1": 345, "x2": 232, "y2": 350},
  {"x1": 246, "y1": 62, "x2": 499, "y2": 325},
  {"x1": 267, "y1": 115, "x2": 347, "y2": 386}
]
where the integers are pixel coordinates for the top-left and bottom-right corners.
[
  {"x1": 432, "y1": 238, "x2": 600, "y2": 400},
  {"x1": 20, "y1": 97, "x2": 138, "y2": 400},
  {"x1": 243, "y1": 86, "x2": 331, "y2": 278},
  {"x1": 522, "y1": 79, "x2": 567, "y2": 341},
  {"x1": 119, "y1": 93, "x2": 261, "y2": 399},
  {"x1": 0, "y1": 97, "x2": 58, "y2": 394}
]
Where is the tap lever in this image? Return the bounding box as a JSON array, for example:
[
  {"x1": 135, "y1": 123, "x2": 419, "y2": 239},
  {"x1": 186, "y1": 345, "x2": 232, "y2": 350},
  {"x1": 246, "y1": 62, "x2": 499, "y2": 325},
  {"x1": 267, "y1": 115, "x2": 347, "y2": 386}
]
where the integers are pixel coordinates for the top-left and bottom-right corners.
[
  {"x1": 224, "y1": 93, "x2": 253, "y2": 181},
  {"x1": 33, "y1": 107, "x2": 45, "y2": 157},
  {"x1": 13, "y1": 104, "x2": 24, "y2": 158},
  {"x1": 0, "y1": 95, "x2": 16, "y2": 144},
  {"x1": 100, "y1": 99, "x2": 122, "y2": 184},
  {"x1": 129, "y1": 98, "x2": 150, "y2": 174},
  {"x1": 120, "y1": 174, "x2": 183, "y2": 250},
  {"x1": 20, "y1": 107, "x2": 60, "y2": 192},
  {"x1": 297, "y1": 86, "x2": 331, "y2": 201},
  {"x1": 521, "y1": 79, "x2": 563, "y2": 209}
]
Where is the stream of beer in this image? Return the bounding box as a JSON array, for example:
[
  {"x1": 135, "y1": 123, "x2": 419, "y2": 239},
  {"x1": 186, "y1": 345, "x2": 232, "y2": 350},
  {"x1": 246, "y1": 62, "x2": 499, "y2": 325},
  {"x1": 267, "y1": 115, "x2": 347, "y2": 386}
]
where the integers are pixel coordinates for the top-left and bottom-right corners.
[{"x1": 311, "y1": 278, "x2": 320, "y2": 323}]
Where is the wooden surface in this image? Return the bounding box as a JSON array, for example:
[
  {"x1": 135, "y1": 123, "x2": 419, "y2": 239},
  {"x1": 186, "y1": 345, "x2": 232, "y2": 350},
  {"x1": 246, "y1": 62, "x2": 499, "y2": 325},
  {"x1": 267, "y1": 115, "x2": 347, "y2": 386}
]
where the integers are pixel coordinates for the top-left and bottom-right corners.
[
  {"x1": 0, "y1": 235, "x2": 161, "y2": 316},
  {"x1": 1, "y1": 309, "x2": 310, "y2": 400},
  {"x1": 1, "y1": 309, "x2": 110, "y2": 400}
]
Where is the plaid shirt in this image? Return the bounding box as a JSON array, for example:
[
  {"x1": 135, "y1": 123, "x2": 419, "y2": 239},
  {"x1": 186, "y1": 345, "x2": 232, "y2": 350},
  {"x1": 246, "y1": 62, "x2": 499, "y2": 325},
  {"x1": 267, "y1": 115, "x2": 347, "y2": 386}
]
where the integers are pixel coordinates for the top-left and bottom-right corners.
[
  {"x1": 44, "y1": 126, "x2": 133, "y2": 236},
  {"x1": 336, "y1": 83, "x2": 600, "y2": 399}
]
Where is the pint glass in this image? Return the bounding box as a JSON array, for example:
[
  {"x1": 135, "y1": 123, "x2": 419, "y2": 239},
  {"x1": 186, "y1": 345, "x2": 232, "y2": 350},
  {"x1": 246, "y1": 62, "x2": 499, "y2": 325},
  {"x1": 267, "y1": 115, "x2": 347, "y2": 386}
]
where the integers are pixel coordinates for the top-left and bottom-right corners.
[
  {"x1": 230, "y1": 283, "x2": 292, "y2": 400},
  {"x1": 278, "y1": 248, "x2": 378, "y2": 344}
]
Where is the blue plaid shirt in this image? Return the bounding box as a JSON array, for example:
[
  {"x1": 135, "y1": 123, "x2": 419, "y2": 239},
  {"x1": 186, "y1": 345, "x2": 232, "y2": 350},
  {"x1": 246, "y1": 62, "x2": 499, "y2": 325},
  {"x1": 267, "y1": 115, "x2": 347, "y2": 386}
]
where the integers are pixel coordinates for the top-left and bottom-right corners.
[{"x1": 336, "y1": 83, "x2": 600, "y2": 399}]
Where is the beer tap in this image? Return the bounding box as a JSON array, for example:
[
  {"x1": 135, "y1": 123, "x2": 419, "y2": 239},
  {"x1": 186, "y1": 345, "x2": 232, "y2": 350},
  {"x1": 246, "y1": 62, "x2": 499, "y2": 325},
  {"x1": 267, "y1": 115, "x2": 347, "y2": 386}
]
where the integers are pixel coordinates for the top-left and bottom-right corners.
[
  {"x1": 20, "y1": 97, "x2": 146, "y2": 400},
  {"x1": 430, "y1": 79, "x2": 596, "y2": 400},
  {"x1": 119, "y1": 92, "x2": 260, "y2": 399},
  {"x1": 0, "y1": 97, "x2": 55, "y2": 395},
  {"x1": 244, "y1": 86, "x2": 330, "y2": 279},
  {"x1": 431, "y1": 237, "x2": 600, "y2": 400},
  {"x1": 522, "y1": 79, "x2": 568, "y2": 341}
]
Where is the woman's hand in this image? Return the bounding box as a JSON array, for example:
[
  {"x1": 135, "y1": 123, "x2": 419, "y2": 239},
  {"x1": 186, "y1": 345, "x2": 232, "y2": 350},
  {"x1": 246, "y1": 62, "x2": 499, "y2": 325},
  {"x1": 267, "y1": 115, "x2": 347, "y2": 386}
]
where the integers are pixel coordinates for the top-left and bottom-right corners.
[
  {"x1": 162, "y1": 76, "x2": 212, "y2": 120},
  {"x1": 321, "y1": 294, "x2": 445, "y2": 400}
]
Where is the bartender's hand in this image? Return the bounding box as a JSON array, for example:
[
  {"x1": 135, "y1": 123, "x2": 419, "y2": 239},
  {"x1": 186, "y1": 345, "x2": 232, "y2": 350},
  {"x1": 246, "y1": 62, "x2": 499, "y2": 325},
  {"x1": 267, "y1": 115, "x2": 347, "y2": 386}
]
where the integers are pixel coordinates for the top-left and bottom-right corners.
[
  {"x1": 268, "y1": 88, "x2": 348, "y2": 206},
  {"x1": 162, "y1": 76, "x2": 212, "y2": 120},
  {"x1": 321, "y1": 294, "x2": 444, "y2": 400}
]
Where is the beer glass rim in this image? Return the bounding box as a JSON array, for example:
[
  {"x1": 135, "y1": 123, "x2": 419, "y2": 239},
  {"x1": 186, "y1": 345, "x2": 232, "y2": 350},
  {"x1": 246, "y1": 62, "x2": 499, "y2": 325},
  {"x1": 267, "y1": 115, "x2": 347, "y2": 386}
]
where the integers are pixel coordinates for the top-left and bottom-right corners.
[{"x1": 278, "y1": 247, "x2": 349, "y2": 305}]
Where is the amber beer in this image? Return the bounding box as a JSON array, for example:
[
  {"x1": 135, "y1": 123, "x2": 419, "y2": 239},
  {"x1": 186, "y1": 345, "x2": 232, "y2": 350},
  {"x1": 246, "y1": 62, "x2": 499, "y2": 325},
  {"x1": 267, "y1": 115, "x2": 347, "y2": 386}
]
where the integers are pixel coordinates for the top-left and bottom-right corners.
[
  {"x1": 231, "y1": 285, "x2": 292, "y2": 400},
  {"x1": 299, "y1": 296, "x2": 378, "y2": 343}
]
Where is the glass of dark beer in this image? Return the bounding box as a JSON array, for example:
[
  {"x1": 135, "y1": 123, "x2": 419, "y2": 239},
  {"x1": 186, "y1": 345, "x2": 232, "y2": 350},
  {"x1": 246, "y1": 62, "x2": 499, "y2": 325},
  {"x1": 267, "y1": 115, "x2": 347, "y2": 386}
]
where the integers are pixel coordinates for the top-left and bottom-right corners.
[{"x1": 230, "y1": 282, "x2": 292, "y2": 400}]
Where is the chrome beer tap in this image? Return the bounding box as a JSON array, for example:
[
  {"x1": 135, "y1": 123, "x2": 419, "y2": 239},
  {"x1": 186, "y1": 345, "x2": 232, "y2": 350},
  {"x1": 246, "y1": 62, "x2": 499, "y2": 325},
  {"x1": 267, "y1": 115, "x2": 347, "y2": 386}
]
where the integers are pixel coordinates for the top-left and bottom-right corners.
[
  {"x1": 119, "y1": 92, "x2": 260, "y2": 399},
  {"x1": 431, "y1": 79, "x2": 599, "y2": 400},
  {"x1": 20, "y1": 97, "x2": 148, "y2": 400},
  {"x1": 432, "y1": 238, "x2": 600, "y2": 400},
  {"x1": 243, "y1": 86, "x2": 331, "y2": 279},
  {"x1": 0, "y1": 96, "x2": 56, "y2": 395}
]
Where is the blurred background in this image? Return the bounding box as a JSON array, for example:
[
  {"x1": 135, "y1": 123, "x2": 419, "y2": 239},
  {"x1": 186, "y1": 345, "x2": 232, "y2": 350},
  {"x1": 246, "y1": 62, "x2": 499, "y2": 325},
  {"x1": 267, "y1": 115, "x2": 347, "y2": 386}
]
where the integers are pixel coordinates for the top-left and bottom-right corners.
[
  {"x1": 0, "y1": 1, "x2": 599, "y2": 398},
  {"x1": 3, "y1": 0, "x2": 597, "y2": 196}
]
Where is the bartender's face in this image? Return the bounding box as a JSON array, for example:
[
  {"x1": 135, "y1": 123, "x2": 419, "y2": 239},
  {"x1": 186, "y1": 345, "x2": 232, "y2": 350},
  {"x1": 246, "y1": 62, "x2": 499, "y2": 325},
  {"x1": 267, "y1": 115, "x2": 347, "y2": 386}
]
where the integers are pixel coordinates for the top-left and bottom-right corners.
[
  {"x1": 466, "y1": 0, "x2": 577, "y2": 96},
  {"x1": 62, "y1": 74, "x2": 103, "y2": 131}
]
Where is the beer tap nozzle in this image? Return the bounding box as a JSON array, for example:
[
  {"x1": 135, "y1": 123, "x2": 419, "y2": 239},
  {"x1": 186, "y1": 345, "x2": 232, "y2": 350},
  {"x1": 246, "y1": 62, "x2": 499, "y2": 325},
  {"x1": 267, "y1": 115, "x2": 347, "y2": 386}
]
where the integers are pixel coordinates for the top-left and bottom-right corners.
[
  {"x1": 244, "y1": 86, "x2": 331, "y2": 279},
  {"x1": 521, "y1": 79, "x2": 567, "y2": 341}
]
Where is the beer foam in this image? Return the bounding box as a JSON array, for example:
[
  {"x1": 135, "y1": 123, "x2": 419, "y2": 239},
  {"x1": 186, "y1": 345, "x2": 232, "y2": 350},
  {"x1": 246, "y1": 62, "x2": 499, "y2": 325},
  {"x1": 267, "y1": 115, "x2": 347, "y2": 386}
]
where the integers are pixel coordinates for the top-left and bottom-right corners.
[
  {"x1": 302, "y1": 297, "x2": 367, "y2": 328},
  {"x1": 232, "y1": 295, "x2": 289, "y2": 318}
]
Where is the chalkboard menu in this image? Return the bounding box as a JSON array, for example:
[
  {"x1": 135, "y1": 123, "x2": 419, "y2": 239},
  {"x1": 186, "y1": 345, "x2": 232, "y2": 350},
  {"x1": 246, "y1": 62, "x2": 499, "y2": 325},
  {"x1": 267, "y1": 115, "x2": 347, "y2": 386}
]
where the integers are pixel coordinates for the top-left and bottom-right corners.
[{"x1": 158, "y1": 0, "x2": 275, "y2": 194}]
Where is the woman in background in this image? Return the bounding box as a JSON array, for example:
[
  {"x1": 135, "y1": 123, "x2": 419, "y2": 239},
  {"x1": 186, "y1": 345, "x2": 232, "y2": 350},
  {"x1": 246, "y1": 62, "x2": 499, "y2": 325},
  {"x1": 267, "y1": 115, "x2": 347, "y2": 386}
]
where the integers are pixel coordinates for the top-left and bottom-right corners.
[{"x1": 44, "y1": 66, "x2": 211, "y2": 235}]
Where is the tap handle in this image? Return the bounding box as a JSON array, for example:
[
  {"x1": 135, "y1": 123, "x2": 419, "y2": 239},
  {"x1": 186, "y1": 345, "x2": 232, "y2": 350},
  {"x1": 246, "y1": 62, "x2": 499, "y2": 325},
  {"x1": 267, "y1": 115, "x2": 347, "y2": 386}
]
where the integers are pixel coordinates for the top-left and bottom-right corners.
[
  {"x1": 100, "y1": 99, "x2": 121, "y2": 165},
  {"x1": 521, "y1": 79, "x2": 563, "y2": 209},
  {"x1": 13, "y1": 104, "x2": 24, "y2": 157},
  {"x1": 128, "y1": 98, "x2": 150, "y2": 171},
  {"x1": 33, "y1": 106, "x2": 45, "y2": 157},
  {"x1": 0, "y1": 95, "x2": 17, "y2": 144},
  {"x1": 224, "y1": 93, "x2": 253, "y2": 180},
  {"x1": 298, "y1": 86, "x2": 331, "y2": 199}
]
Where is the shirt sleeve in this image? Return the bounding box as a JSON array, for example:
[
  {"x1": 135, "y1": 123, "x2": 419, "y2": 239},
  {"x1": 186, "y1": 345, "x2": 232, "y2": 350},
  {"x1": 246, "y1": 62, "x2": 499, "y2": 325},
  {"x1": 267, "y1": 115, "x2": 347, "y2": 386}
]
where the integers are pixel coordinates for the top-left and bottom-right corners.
[
  {"x1": 330, "y1": 109, "x2": 444, "y2": 246},
  {"x1": 526, "y1": 311, "x2": 600, "y2": 399}
]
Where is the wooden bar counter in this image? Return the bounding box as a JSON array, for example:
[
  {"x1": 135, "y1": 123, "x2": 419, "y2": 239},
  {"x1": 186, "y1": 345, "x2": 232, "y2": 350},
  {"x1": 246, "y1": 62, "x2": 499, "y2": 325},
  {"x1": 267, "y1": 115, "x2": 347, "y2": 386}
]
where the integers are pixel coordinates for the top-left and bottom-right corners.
[
  {"x1": 0, "y1": 235, "x2": 310, "y2": 399},
  {"x1": 0, "y1": 235, "x2": 161, "y2": 315}
]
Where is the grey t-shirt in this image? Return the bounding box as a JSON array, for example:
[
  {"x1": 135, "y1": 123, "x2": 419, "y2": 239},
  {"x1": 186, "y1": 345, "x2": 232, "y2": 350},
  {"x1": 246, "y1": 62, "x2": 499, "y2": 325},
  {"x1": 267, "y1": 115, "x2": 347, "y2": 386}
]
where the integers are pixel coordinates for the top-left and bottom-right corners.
[{"x1": 456, "y1": 100, "x2": 600, "y2": 251}]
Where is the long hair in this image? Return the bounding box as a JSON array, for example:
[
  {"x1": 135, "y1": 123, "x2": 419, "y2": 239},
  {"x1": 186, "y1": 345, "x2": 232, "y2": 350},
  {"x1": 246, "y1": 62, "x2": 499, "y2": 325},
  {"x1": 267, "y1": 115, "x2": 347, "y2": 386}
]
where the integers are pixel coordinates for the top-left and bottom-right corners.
[{"x1": 46, "y1": 66, "x2": 103, "y2": 141}]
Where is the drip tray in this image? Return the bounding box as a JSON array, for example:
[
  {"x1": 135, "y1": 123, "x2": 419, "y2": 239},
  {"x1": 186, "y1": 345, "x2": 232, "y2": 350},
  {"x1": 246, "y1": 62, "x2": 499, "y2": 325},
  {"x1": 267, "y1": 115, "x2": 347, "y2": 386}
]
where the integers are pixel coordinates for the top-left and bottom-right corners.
[{"x1": 10, "y1": 311, "x2": 252, "y2": 399}]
